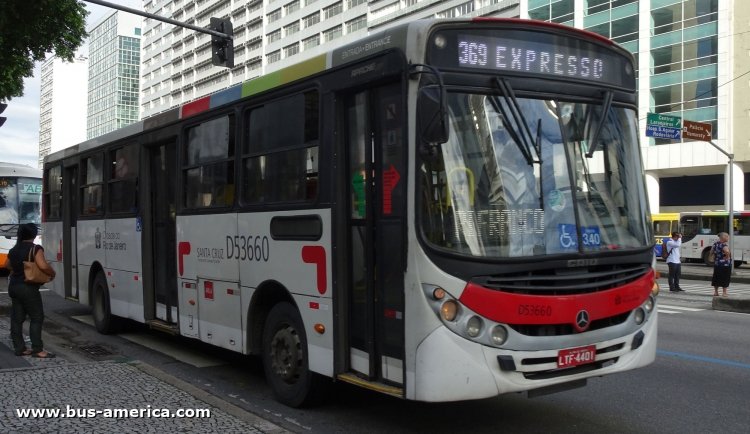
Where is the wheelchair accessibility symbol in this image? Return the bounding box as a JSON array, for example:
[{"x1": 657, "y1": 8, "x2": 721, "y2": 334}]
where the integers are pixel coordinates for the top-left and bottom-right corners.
[{"x1": 558, "y1": 224, "x2": 577, "y2": 249}]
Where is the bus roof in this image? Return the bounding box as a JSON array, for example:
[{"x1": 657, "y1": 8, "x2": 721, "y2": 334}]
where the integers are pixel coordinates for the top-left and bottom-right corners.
[
  {"x1": 0, "y1": 162, "x2": 42, "y2": 178},
  {"x1": 44, "y1": 18, "x2": 631, "y2": 165}
]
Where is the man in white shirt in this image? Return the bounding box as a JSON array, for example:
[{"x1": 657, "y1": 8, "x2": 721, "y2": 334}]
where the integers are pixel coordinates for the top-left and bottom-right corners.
[{"x1": 666, "y1": 232, "x2": 684, "y2": 292}]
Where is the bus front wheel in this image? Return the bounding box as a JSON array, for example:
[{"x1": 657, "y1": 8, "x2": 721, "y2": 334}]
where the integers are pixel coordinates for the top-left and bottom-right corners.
[
  {"x1": 92, "y1": 272, "x2": 119, "y2": 334},
  {"x1": 262, "y1": 302, "x2": 314, "y2": 407}
]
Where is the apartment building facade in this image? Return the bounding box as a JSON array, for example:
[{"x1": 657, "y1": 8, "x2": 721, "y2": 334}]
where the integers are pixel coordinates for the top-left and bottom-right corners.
[
  {"x1": 87, "y1": 10, "x2": 143, "y2": 139},
  {"x1": 37, "y1": 56, "x2": 88, "y2": 167}
]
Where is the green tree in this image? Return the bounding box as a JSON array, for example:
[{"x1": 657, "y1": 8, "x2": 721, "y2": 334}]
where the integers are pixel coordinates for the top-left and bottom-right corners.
[{"x1": 0, "y1": 0, "x2": 88, "y2": 102}]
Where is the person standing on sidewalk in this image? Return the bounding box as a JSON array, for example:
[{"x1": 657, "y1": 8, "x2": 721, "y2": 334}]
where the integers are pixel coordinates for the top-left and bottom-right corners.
[
  {"x1": 666, "y1": 232, "x2": 684, "y2": 292},
  {"x1": 711, "y1": 232, "x2": 731, "y2": 297},
  {"x1": 2, "y1": 223, "x2": 56, "y2": 358}
]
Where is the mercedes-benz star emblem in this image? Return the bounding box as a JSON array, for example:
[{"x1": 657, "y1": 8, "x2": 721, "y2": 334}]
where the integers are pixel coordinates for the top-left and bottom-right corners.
[{"x1": 575, "y1": 310, "x2": 590, "y2": 332}]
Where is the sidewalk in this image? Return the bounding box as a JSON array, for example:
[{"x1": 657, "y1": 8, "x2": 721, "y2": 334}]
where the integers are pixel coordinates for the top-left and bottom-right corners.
[
  {"x1": 0, "y1": 292, "x2": 288, "y2": 433},
  {"x1": 654, "y1": 260, "x2": 750, "y2": 284}
]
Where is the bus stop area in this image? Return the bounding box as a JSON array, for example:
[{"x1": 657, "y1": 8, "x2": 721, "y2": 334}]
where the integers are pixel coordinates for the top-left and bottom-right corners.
[
  {"x1": 654, "y1": 261, "x2": 750, "y2": 313},
  {"x1": 0, "y1": 288, "x2": 288, "y2": 433}
]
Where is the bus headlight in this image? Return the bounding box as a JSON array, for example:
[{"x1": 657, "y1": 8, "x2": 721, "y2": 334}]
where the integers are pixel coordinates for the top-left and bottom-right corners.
[
  {"x1": 441, "y1": 300, "x2": 458, "y2": 321},
  {"x1": 643, "y1": 296, "x2": 655, "y2": 313},
  {"x1": 490, "y1": 325, "x2": 508, "y2": 345},
  {"x1": 466, "y1": 316, "x2": 483, "y2": 337},
  {"x1": 634, "y1": 308, "x2": 645, "y2": 325}
]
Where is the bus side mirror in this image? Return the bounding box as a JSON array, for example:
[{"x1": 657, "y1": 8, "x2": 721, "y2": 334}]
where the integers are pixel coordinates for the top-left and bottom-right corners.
[{"x1": 417, "y1": 86, "x2": 448, "y2": 148}]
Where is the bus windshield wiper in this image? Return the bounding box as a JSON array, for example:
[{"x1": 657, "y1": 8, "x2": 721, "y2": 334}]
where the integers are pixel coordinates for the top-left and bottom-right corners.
[
  {"x1": 490, "y1": 77, "x2": 540, "y2": 166},
  {"x1": 585, "y1": 90, "x2": 613, "y2": 158}
]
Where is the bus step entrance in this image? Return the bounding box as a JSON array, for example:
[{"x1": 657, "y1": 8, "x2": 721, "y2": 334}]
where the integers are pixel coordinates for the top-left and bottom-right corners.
[
  {"x1": 336, "y1": 373, "x2": 403, "y2": 398},
  {"x1": 147, "y1": 319, "x2": 179, "y2": 335}
]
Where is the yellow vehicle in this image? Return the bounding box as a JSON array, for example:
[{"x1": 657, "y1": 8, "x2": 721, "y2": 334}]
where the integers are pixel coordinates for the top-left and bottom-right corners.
[{"x1": 652, "y1": 212, "x2": 679, "y2": 258}]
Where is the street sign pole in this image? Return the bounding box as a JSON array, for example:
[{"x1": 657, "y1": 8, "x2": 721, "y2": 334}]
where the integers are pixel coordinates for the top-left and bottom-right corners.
[{"x1": 706, "y1": 140, "x2": 735, "y2": 274}]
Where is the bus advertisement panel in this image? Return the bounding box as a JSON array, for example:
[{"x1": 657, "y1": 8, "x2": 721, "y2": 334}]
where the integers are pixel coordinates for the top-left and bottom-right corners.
[{"x1": 42, "y1": 19, "x2": 657, "y2": 407}]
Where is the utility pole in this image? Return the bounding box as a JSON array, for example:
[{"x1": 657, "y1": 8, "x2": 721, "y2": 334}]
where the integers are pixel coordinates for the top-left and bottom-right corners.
[
  {"x1": 706, "y1": 140, "x2": 735, "y2": 273},
  {"x1": 83, "y1": 0, "x2": 234, "y2": 67}
]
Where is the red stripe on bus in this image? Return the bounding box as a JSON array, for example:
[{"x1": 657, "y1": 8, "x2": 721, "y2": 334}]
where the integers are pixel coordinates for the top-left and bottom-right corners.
[
  {"x1": 471, "y1": 17, "x2": 614, "y2": 46},
  {"x1": 181, "y1": 96, "x2": 211, "y2": 118},
  {"x1": 301, "y1": 246, "x2": 327, "y2": 295},
  {"x1": 458, "y1": 270, "x2": 653, "y2": 325}
]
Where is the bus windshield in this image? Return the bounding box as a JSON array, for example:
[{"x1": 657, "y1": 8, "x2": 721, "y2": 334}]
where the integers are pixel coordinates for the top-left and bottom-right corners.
[
  {"x1": 420, "y1": 92, "x2": 650, "y2": 258},
  {"x1": 0, "y1": 177, "x2": 43, "y2": 228}
]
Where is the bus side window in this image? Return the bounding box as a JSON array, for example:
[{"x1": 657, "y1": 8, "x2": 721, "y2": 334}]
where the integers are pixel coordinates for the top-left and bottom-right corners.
[{"x1": 183, "y1": 115, "x2": 235, "y2": 209}]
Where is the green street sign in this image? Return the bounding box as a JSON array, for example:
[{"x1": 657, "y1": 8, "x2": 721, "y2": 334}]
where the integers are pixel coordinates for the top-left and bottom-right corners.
[{"x1": 647, "y1": 112, "x2": 681, "y2": 128}]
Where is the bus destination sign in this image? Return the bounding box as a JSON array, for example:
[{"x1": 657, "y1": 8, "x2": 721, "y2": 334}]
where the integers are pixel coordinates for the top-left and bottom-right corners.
[{"x1": 428, "y1": 29, "x2": 634, "y2": 88}]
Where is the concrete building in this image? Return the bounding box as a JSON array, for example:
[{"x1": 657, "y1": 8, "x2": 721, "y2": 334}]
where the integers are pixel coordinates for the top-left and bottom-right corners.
[
  {"x1": 139, "y1": 0, "x2": 520, "y2": 119},
  {"x1": 37, "y1": 55, "x2": 88, "y2": 167},
  {"x1": 87, "y1": 10, "x2": 143, "y2": 139}
]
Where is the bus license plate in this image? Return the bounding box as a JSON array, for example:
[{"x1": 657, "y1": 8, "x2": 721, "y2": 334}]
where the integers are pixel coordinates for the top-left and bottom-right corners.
[{"x1": 557, "y1": 345, "x2": 596, "y2": 368}]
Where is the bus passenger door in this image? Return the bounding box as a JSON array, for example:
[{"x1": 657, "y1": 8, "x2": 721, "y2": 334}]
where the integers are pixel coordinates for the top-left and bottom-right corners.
[
  {"x1": 344, "y1": 83, "x2": 406, "y2": 387},
  {"x1": 63, "y1": 164, "x2": 79, "y2": 299},
  {"x1": 148, "y1": 143, "x2": 178, "y2": 324}
]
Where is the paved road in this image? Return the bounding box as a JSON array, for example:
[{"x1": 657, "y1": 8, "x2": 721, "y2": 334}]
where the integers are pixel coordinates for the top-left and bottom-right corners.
[{"x1": 3, "y1": 276, "x2": 749, "y2": 433}]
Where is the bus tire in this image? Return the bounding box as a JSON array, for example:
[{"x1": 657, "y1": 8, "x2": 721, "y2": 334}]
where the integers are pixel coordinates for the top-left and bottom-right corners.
[
  {"x1": 92, "y1": 272, "x2": 119, "y2": 334},
  {"x1": 262, "y1": 302, "x2": 314, "y2": 407},
  {"x1": 702, "y1": 248, "x2": 715, "y2": 266}
]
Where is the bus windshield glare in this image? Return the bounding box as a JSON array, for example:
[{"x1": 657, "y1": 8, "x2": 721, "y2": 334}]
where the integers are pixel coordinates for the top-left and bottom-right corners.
[{"x1": 420, "y1": 92, "x2": 650, "y2": 258}]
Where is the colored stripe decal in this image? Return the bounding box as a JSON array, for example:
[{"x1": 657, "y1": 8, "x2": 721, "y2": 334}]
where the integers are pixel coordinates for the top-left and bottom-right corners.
[
  {"x1": 181, "y1": 96, "x2": 211, "y2": 118},
  {"x1": 241, "y1": 54, "x2": 327, "y2": 98},
  {"x1": 458, "y1": 270, "x2": 654, "y2": 325},
  {"x1": 210, "y1": 85, "x2": 242, "y2": 108}
]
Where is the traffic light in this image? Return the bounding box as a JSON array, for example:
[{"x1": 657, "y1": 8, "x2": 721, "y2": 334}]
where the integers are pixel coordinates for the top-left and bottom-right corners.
[
  {"x1": 210, "y1": 17, "x2": 234, "y2": 68},
  {"x1": 0, "y1": 103, "x2": 7, "y2": 128}
]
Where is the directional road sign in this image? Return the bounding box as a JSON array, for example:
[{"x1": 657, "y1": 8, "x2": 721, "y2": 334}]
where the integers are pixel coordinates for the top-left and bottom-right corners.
[
  {"x1": 645, "y1": 124, "x2": 681, "y2": 140},
  {"x1": 647, "y1": 113, "x2": 681, "y2": 129},
  {"x1": 683, "y1": 120, "x2": 712, "y2": 141}
]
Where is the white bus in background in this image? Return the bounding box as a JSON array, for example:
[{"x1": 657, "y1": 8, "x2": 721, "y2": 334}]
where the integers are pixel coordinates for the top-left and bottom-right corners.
[
  {"x1": 42, "y1": 19, "x2": 657, "y2": 407},
  {"x1": 679, "y1": 211, "x2": 750, "y2": 266},
  {"x1": 0, "y1": 162, "x2": 43, "y2": 272}
]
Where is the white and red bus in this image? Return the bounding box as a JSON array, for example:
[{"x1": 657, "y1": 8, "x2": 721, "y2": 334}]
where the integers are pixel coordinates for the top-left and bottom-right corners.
[
  {"x1": 43, "y1": 18, "x2": 657, "y2": 406},
  {"x1": 1, "y1": 162, "x2": 43, "y2": 270}
]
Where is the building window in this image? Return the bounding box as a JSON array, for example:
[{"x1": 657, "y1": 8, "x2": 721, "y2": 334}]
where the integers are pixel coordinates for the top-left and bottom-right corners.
[
  {"x1": 267, "y1": 50, "x2": 281, "y2": 64},
  {"x1": 284, "y1": 43, "x2": 299, "y2": 58},
  {"x1": 285, "y1": 0, "x2": 300, "y2": 15},
  {"x1": 267, "y1": 8, "x2": 281, "y2": 23},
  {"x1": 323, "y1": 2, "x2": 343, "y2": 20},
  {"x1": 303, "y1": 34, "x2": 320, "y2": 50},
  {"x1": 303, "y1": 11, "x2": 320, "y2": 28},
  {"x1": 267, "y1": 29, "x2": 281, "y2": 43},
  {"x1": 285, "y1": 21, "x2": 300, "y2": 37},
  {"x1": 346, "y1": 15, "x2": 366, "y2": 34},
  {"x1": 323, "y1": 25, "x2": 342, "y2": 42}
]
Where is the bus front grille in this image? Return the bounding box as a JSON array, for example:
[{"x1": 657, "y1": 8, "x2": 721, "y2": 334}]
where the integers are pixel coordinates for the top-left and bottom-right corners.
[{"x1": 473, "y1": 263, "x2": 650, "y2": 295}]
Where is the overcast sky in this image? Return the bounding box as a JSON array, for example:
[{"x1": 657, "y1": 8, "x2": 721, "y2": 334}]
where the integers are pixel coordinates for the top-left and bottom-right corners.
[{"x1": 0, "y1": 1, "x2": 142, "y2": 168}]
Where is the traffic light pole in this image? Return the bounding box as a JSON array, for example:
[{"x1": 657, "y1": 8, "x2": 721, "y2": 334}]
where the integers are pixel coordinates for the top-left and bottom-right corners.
[{"x1": 83, "y1": 0, "x2": 233, "y2": 57}]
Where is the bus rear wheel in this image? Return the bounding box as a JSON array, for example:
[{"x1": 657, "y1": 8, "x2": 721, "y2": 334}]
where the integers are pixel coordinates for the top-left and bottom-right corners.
[
  {"x1": 262, "y1": 302, "x2": 314, "y2": 407},
  {"x1": 92, "y1": 272, "x2": 120, "y2": 334},
  {"x1": 702, "y1": 248, "x2": 715, "y2": 266}
]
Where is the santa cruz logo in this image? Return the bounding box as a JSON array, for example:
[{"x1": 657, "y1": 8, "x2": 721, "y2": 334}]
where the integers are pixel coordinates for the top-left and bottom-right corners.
[{"x1": 574, "y1": 310, "x2": 590, "y2": 332}]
